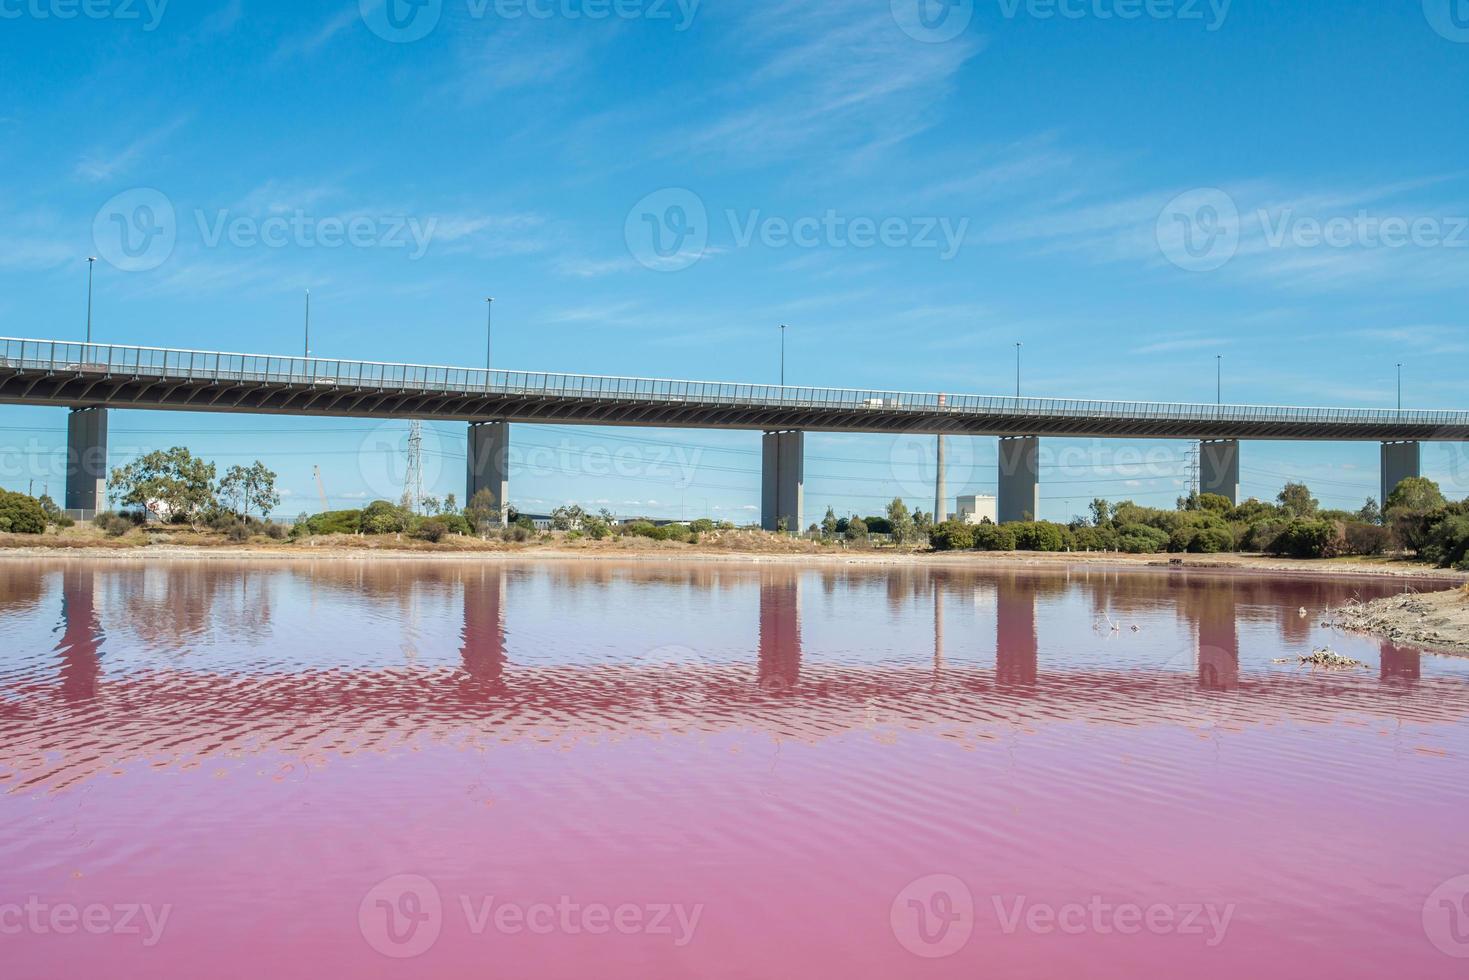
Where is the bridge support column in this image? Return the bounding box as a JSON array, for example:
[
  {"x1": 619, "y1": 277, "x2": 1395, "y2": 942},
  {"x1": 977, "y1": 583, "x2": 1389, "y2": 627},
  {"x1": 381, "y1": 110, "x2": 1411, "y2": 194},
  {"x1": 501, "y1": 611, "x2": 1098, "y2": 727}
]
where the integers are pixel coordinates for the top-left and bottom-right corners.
[
  {"x1": 1381, "y1": 441, "x2": 1420, "y2": 506},
  {"x1": 65, "y1": 408, "x2": 108, "y2": 520},
  {"x1": 468, "y1": 422, "x2": 510, "y2": 526},
  {"x1": 1199, "y1": 439, "x2": 1240, "y2": 505},
  {"x1": 761, "y1": 430, "x2": 804, "y2": 533},
  {"x1": 998, "y1": 436, "x2": 1039, "y2": 524}
]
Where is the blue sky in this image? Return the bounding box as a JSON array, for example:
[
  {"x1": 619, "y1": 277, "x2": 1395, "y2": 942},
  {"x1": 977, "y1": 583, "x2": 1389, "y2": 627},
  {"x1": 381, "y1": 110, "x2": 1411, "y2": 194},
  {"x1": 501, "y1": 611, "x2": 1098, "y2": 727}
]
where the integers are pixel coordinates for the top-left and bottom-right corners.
[{"x1": 1, "y1": 0, "x2": 1467, "y2": 520}]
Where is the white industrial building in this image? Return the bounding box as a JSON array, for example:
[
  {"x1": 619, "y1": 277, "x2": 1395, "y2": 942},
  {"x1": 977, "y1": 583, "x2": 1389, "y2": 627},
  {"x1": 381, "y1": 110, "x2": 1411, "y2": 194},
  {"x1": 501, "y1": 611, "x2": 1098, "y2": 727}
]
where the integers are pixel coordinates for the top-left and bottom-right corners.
[{"x1": 955, "y1": 494, "x2": 998, "y2": 525}]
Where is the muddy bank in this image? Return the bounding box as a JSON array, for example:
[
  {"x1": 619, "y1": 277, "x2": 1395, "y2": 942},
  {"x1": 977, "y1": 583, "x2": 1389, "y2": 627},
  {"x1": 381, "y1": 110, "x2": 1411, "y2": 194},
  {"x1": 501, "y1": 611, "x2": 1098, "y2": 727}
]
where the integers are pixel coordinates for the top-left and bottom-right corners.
[{"x1": 1331, "y1": 586, "x2": 1469, "y2": 654}]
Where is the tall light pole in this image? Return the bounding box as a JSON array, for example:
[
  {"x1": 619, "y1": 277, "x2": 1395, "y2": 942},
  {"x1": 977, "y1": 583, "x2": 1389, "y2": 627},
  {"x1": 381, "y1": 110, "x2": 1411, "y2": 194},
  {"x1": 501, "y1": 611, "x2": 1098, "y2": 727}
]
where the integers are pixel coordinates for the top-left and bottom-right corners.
[
  {"x1": 85, "y1": 257, "x2": 96, "y2": 344},
  {"x1": 1397, "y1": 363, "x2": 1402, "y2": 410},
  {"x1": 486, "y1": 298, "x2": 495, "y2": 370},
  {"x1": 1015, "y1": 343, "x2": 1022, "y2": 397},
  {"x1": 780, "y1": 324, "x2": 787, "y2": 387},
  {"x1": 1216, "y1": 354, "x2": 1222, "y2": 405},
  {"x1": 304, "y1": 289, "x2": 311, "y2": 358}
]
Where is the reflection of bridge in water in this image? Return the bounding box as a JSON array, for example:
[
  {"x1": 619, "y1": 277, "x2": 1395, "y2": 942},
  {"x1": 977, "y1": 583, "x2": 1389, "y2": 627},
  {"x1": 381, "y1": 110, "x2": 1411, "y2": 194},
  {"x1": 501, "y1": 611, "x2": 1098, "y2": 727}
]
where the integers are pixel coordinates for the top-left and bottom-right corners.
[{"x1": 2, "y1": 562, "x2": 1460, "y2": 793}]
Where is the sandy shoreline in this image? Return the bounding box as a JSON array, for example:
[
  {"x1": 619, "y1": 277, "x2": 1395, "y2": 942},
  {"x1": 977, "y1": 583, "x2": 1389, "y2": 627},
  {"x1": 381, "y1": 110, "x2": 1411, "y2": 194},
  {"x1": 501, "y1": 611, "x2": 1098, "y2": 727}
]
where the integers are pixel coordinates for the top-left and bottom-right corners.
[
  {"x1": 0, "y1": 541, "x2": 1465, "y2": 580},
  {"x1": 1329, "y1": 587, "x2": 1469, "y2": 655}
]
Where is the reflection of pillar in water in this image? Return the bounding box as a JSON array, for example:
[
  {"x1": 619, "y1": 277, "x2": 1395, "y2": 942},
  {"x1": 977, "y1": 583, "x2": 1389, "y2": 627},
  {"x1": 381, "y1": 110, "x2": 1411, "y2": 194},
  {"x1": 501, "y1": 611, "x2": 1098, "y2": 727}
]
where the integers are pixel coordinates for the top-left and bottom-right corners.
[
  {"x1": 933, "y1": 579, "x2": 945, "y2": 671},
  {"x1": 1196, "y1": 582, "x2": 1239, "y2": 693},
  {"x1": 996, "y1": 576, "x2": 1037, "y2": 687},
  {"x1": 459, "y1": 566, "x2": 507, "y2": 684},
  {"x1": 758, "y1": 572, "x2": 801, "y2": 692},
  {"x1": 57, "y1": 567, "x2": 104, "y2": 702},
  {"x1": 1379, "y1": 640, "x2": 1420, "y2": 684}
]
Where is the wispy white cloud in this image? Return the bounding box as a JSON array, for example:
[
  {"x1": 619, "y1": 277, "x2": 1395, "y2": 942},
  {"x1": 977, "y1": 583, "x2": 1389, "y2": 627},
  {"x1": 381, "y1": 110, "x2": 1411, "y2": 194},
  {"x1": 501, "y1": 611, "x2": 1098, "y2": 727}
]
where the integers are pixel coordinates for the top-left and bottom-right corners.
[
  {"x1": 74, "y1": 115, "x2": 192, "y2": 183},
  {"x1": 273, "y1": 7, "x2": 360, "y2": 60}
]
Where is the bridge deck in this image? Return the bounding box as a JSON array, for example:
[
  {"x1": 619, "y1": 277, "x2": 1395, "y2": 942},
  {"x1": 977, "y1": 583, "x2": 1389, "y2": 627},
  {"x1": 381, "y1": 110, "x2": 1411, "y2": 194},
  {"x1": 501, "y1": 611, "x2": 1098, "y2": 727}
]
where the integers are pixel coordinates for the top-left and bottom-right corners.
[{"x1": 3, "y1": 337, "x2": 1467, "y2": 440}]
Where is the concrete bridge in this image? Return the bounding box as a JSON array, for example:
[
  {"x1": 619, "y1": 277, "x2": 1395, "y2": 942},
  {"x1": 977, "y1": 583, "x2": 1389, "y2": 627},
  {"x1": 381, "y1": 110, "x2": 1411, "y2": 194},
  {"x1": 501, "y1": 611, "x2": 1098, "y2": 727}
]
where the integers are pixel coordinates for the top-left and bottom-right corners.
[{"x1": 2, "y1": 337, "x2": 1465, "y2": 522}]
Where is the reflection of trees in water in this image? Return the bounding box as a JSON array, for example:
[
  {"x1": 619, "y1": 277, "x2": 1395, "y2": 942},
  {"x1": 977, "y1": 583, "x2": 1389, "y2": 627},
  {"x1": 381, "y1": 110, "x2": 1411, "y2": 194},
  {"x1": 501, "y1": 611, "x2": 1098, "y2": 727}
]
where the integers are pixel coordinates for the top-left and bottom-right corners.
[
  {"x1": 99, "y1": 563, "x2": 275, "y2": 652},
  {"x1": 0, "y1": 563, "x2": 45, "y2": 615}
]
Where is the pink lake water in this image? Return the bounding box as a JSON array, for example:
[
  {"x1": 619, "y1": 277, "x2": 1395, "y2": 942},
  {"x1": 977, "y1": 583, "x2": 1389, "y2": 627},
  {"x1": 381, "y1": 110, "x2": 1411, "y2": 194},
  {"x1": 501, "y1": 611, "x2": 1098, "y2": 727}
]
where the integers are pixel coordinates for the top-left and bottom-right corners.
[{"x1": 2, "y1": 558, "x2": 1469, "y2": 978}]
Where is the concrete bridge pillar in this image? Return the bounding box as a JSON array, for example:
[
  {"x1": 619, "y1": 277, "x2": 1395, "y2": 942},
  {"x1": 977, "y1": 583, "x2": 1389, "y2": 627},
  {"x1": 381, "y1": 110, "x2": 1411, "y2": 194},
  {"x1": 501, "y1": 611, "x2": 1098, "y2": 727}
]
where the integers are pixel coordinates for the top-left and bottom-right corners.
[
  {"x1": 998, "y1": 436, "x2": 1039, "y2": 524},
  {"x1": 761, "y1": 430, "x2": 804, "y2": 532},
  {"x1": 467, "y1": 422, "x2": 510, "y2": 526},
  {"x1": 1380, "y1": 441, "x2": 1420, "y2": 505},
  {"x1": 1199, "y1": 439, "x2": 1240, "y2": 505},
  {"x1": 65, "y1": 408, "x2": 108, "y2": 520}
]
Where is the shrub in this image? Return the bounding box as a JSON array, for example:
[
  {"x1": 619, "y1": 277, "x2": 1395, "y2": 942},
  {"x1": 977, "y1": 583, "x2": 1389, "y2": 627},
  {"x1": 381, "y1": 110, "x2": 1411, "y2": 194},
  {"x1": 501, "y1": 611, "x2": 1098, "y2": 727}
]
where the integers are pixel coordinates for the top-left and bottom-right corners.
[
  {"x1": 295, "y1": 509, "x2": 363, "y2": 537},
  {"x1": 1268, "y1": 519, "x2": 1344, "y2": 559},
  {"x1": 0, "y1": 490, "x2": 47, "y2": 535},
  {"x1": 412, "y1": 514, "x2": 469, "y2": 541},
  {"x1": 1344, "y1": 521, "x2": 1391, "y2": 556},
  {"x1": 1010, "y1": 521, "x2": 1067, "y2": 552},
  {"x1": 1117, "y1": 523, "x2": 1170, "y2": 554},
  {"x1": 1188, "y1": 525, "x2": 1235, "y2": 554},
  {"x1": 1421, "y1": 514, "x2": 1469, "y2": 569},
  {"x1": 264, "y1": 522, "x2": 288, "y2": 540},
  {"x1": 225, "y1": 522, "x2": 252, "y2": 543},
  {"x1": 94, "y1": 511, "x2": 137, "y2": 537},
  {"x1": 361, "y1": 501, "x2": 410, "y2": 535},
  {"x1": 930, "y1": 520, "x2": 975, "y2": 552},
  {"x1": 971, "y1": 524, "x2": 1018, "y2": 551}
]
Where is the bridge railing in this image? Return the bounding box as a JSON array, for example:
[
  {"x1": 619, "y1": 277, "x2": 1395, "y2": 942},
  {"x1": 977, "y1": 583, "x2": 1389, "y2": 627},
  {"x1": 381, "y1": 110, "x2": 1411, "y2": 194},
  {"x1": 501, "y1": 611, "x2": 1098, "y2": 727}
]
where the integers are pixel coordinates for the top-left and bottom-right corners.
[{"x1": 4, "y1": 337, "x2": 1467, "y2": 428}]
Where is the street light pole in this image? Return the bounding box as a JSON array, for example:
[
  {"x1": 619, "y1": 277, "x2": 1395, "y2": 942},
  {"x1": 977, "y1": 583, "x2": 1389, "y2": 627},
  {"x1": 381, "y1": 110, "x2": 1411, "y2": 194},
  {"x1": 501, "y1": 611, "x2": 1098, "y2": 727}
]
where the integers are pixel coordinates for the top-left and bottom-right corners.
[
  {"x1": 304, "y1": 289, "x2": 311, "y2": 358},
  {"x1": 1397, "y1": 363, "x2": 1402, "y2": 410},
  {"x1": 487, "y1": 298, "x2": 495, "y2": 370},
  {"x1": 1216, "y1": 354, "x2": 1222, "y2": 405},
  {"x1": 1015, "y1": 343, "x2": 1022, "y2": 397},
  {"x1": 780, "y1": 324, "x2": 787, "y2": 387},
  {"x1": 85, "y1": 257, "x2": 96, "y2": 344}
]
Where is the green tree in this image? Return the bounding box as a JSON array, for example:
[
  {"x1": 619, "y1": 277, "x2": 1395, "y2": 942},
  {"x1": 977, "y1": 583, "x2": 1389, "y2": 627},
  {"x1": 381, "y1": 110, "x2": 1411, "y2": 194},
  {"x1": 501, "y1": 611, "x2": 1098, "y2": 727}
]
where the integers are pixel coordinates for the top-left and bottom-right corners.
[
  {"x1": 846, "y1": 516, "x2": 868, "y2": 540},
  {"x1": 551, "y1": 504, "x2": 587, "y2": 531},
  {"x1": 1089, "y1": 498, "x2": 1113, "y2": 527},
  {"x1": 1385, "y1": 477, "x2": 1448, "y2": 554},
  {"x1": 0, "y1": 490, "x2": 46, "y2": 534},
  {"x1": 886, "y1": 497, "x2": 915, "y2": 544},
  {"x1": 1356, "y1": 497, "x2": 1382, "y2": 525},
  {"x1": 1276, "y1": 482, "x2": 1319, "y2": 519},
  {"x1": 465, "y1": 488, "x2": 501, "y2": 535},
  {"x1": 821, "y1": 506, "x2": 839, "y2": 538},
  {"x1": 218, "y1": 461, "x2": 281, "y2": 519},
  {"x1": 361, "y1": 500, "x2": 411, "y2": 534},
  {"x1": 110, "y1": 447, "x2": 217, "y2": 528}
]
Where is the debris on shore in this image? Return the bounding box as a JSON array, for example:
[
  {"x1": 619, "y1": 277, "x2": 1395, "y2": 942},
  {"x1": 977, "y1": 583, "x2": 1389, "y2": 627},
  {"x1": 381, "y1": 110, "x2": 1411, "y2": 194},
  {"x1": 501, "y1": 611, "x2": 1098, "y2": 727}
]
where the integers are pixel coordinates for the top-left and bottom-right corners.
[
  {"x1": 1327, "y1": 586, "x2": 1469, "y2": 656},
  {"x1": 1273, "y1": 648, "x2": 1364, "y2": 669}
]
